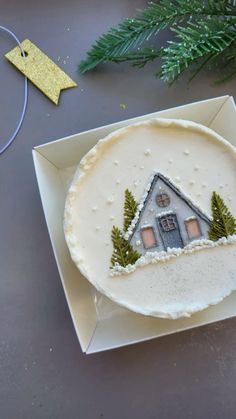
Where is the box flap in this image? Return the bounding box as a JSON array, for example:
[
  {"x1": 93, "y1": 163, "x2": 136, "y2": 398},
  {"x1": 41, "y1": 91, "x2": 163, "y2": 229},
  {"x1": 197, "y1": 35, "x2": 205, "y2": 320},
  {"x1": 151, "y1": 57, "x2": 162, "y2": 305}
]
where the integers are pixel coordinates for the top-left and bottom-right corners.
[
  {"x1": 34, "y1": 96, "x2": 229, "y2": 169},
  {"x1": 87, "y1": 292, "x2": 236, "y2": 353},
  {"x1": 33, "y1": 150, "x2": 97, "y2": 352},
  {"x1": 209, "y1": 96, "x2": 236, "y2": 146}
]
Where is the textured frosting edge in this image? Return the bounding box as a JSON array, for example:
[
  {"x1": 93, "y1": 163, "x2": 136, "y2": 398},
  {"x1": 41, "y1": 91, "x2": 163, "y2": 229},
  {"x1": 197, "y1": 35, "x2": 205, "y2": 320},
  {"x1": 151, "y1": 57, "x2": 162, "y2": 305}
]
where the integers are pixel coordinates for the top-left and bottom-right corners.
[{"x1": 63, "y1": 117, "x2": 236, "y2": 319}]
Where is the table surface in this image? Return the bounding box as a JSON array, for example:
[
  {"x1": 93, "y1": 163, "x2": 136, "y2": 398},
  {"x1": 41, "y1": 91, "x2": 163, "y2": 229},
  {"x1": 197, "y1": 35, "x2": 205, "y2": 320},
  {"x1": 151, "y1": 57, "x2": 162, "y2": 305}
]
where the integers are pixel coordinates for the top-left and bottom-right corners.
[{"x1": 1, "y1": 1, "x2": 236, "y2": 418}]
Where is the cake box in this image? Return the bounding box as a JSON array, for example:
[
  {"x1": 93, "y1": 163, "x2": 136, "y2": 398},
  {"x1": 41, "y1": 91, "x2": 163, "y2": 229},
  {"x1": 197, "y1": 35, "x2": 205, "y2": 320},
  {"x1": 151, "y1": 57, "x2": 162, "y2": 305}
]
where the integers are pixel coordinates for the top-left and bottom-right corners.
[{"x1": 33, "y1": 95, "x2": 236, "y2": 354}]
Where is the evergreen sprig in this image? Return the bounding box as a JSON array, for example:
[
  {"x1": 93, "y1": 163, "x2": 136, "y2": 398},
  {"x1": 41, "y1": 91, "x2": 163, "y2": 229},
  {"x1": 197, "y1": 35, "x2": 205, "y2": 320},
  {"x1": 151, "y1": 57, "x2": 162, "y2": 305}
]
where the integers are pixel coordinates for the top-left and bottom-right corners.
[
  {"x1": 111, "y1": 226, "x2": 141, "y2": 267},
  {"x1": 208, "y1": 191, "x2": 236, "y2": 241},
  {"x1": 79, "y1": 0, "x2": 236, "y2": 83},
  {"x1": 123, "y1": 189, "x2": 138, "y2": 231}
]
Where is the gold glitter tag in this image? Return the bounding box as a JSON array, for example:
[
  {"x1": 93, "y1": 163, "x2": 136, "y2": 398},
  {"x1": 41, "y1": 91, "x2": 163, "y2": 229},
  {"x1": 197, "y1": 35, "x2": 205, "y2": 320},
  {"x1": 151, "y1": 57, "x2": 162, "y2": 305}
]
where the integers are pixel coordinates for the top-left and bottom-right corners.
[{"x1": 5, "y1": 39, "x2": 77, "y2": 105}]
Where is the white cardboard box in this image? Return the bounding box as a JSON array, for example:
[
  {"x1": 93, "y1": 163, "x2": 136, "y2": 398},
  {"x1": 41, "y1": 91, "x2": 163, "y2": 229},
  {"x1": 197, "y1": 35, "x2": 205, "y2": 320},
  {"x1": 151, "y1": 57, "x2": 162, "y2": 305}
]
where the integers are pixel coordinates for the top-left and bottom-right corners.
[{"x1": 33, "y1": 95, "x2": 236, "y2": 354}]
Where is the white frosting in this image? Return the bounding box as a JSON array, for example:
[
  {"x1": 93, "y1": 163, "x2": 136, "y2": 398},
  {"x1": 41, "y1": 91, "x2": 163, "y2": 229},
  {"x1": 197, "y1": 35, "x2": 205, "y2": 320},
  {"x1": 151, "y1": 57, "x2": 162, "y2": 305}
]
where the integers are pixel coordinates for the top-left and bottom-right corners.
[{"x1": 64, "y1": 118, "x2": 236, "y2": 319}]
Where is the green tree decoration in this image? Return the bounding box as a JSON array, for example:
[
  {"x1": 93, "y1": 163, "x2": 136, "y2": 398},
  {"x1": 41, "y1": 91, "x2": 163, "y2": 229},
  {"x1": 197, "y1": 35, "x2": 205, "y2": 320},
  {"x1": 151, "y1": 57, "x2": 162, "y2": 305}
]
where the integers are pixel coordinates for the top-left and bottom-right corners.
[
  {"x1": 79, "y1": 1, "x2": 236, "y2": 84},
  {"x1": 110, "y1": 226, "x2": 141, "y2": 268},
  {"x1": 208, "y1": 191, "x2": 236, "y2": 241},
  {"x1": 123, "y1": 189, "x2": 138, "y2": 232}
]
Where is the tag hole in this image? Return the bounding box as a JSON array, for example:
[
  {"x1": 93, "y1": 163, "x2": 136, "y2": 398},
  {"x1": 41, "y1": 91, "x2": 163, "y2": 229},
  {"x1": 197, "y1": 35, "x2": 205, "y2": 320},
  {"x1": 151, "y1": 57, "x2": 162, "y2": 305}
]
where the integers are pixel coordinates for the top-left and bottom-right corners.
[{"x1": 21, "y1": 50, "x2": 28, "y2": 57}]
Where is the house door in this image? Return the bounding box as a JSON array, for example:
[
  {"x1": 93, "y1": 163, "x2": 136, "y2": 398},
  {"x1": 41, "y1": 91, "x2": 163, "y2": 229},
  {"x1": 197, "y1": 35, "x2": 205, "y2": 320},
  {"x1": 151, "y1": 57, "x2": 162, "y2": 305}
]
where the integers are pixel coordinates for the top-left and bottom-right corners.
[{"x1": 157, "y1": 213, "x2": 183, "y2": 250}]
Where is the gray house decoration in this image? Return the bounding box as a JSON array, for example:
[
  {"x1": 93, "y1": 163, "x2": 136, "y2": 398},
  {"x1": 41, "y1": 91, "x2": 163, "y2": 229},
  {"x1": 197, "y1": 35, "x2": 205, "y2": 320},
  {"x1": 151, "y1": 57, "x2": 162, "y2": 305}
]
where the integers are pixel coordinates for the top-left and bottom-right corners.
[{"x1": 129, "y1": 173, "x2": 210, "y2": 255}]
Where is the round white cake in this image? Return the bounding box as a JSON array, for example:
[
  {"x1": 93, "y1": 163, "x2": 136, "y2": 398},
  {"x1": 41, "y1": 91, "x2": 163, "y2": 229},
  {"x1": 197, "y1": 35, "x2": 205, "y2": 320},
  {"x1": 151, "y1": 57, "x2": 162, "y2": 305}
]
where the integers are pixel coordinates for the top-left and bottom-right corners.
[{"x1": 64, "y1": 118, "x2": 236, "y2": 319}]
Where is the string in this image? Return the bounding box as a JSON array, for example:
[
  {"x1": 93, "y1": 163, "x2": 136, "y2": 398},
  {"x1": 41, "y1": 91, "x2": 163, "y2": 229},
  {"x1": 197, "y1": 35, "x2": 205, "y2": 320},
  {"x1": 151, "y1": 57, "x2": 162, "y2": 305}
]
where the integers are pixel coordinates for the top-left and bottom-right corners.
[{"x1": 0, "y1": 26, "x2": 28, "y2": 155}]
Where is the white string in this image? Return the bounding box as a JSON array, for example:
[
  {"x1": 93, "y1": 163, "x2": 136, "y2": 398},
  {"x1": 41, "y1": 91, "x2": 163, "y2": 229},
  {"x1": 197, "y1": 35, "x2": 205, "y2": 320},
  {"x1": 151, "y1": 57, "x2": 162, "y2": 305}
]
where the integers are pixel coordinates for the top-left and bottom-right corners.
[{"x1": 0, "y1": 26, "x2": 28, "y2": 155}]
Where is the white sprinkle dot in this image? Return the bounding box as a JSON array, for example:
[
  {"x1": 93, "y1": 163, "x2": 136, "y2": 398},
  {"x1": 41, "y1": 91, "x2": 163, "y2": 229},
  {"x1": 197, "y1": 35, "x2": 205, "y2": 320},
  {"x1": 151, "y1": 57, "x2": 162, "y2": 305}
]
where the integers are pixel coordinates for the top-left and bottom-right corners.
[
  {"x1": 197, "y1": 193, "x2": 202, "y2": 197},
  {"x1": 168, "y1": 158, "x2": 173, "y2": 164},
  {"x1": 92, "y1": 206, "x2": 98, "y2": 212},
  {"x1": 189, "y1": 180, "x2": 195, "y2": 186},
  {"x1": 114, "y1": 160, "x2": 119, "y2": 166},
  {"x1": 144, "y1": 148, "x2": 151, "y2": 156},
  {"x1": 140, "y1": 166, "x2": 145, "y2": 170},
  {"x1": 183, "y1": 149, "x2": 190, "y2": 156},
  {"x1": 133, "y1": 181, "x2": 138, "y2": 187},
  {"x1": 107, "y1": 197, "x2": 114, "y2": 205},
  {"x1": 201, "y1": 183, "x2": 207, "y2": 188},
  {"x1": 95, "y1": 226, "x2": 101, "y2": 231},
  {"x1": 136, "y1": 240, "x2": 141, "y2": 246},
  {"x1": 219, "y1": 184, "x2": 224, "y2": 188},
  {"x1": 110, "y1": 215, "x2": 115, "y2": 221},
  {"x1": 194, "y1": 165, "x2": 200, "y2": 171},
  {"x1": 175, "y1": 176, "x2": 181, "y2": 183},
  {"x1": 116, "y1": 179, "x2": 120, "y2": 185}
]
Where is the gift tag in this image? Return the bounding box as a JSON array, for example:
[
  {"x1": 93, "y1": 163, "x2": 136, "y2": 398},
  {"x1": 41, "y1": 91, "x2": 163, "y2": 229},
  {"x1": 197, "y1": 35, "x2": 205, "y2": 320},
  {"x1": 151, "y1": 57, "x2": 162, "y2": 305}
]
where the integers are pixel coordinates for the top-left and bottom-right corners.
[{"x1": 5, "y1": 39, "x2": 77, "y2": 105}]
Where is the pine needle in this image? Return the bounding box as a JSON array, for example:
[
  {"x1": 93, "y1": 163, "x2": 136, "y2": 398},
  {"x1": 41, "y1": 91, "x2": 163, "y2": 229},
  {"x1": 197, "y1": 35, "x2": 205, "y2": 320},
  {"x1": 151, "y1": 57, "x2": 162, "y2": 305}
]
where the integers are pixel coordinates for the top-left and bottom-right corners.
[
  {"x1": 208, "y1": 191, "x2": 236, "y2": 241},
  {"x1": 110, "y1": 226, "x2": 141, "y2": 267},
  {"x1": 123, "y1": 189, "x2": 138, "y2": 231}
]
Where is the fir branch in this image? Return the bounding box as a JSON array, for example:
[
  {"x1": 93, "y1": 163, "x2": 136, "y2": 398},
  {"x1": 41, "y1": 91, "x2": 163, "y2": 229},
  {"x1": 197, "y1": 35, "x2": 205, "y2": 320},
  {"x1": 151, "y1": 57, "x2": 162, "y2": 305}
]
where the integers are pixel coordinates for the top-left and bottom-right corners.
[
  {"x1": 110, "y1": 226, "x2": 141, "y2": 267},
  {"x1": 112, "y1": 47, "x2": 160, "y2": 68},
  {"x1": 123, "y1": 189, "x2": 138, "y2": 231},
  {"x1": 79, "y1": 0, "x2": 236, "y2": 83},
  {"x1": 159, "y1": 19, "x2": 236, "y2": 82},
  {"x1": 208, "y1": 191, "x2": 236, "y2": 241},
  {"x1": 79, "y1": 0, "x2": 233, "y2": 73}
]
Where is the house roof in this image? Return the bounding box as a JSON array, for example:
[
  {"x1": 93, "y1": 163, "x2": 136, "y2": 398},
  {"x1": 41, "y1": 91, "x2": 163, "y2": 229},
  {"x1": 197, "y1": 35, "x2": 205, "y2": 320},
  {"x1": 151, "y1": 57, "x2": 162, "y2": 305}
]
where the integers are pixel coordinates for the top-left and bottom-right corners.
[{"x1": 127, "y1": 172, "x2": 211, "y2": 240}]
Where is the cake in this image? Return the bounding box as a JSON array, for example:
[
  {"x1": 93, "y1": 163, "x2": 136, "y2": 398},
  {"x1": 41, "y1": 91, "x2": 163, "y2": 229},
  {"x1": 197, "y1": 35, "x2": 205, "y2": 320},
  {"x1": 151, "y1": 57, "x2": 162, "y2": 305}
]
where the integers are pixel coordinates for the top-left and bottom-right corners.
[{"x1": 64, "y1": 118, "x2": 236, "y2": 319}]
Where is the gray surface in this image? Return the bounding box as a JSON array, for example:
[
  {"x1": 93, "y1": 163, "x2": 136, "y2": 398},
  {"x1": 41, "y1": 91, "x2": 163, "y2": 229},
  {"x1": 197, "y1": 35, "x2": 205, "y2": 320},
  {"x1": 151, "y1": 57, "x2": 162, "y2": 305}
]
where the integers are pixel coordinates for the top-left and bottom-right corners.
[{"x1": 0, "y1": 1, "x2": 236, "y2": 418}]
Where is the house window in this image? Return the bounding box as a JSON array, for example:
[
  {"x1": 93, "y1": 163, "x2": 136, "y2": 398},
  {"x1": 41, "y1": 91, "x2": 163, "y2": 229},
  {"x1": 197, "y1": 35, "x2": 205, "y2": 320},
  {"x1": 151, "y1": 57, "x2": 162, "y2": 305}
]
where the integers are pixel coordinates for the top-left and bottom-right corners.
[
  {"x1": 156, "y1": 193, "x2": 170, "y2": 208},
  {"x1": 140, "y1": 227, "x2": 157, "y2": 249},
  {"x1": 185, "y1": 217, "x2": 201, "y2": 240},
  {"x1": 160, "y1": 216, "x2": 176, "y2": 232}
]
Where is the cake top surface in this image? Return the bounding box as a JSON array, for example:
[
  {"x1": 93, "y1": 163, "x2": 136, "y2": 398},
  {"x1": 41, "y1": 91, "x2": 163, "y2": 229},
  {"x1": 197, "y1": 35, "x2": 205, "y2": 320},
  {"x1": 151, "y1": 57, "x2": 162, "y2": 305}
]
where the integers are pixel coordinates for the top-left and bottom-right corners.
[{"x1": 64, "y1": 118, "x2": 236, "y2": 318}]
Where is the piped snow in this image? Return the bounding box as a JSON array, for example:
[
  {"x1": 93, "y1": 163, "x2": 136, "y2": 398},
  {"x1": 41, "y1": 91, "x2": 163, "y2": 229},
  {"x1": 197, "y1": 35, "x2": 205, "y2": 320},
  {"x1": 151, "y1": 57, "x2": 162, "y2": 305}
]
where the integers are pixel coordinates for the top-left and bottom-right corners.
[{"x1": 110, "y1": 235, "x2": 236, "y2": 276}]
